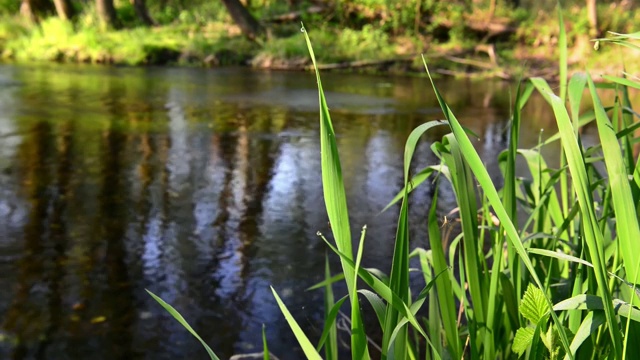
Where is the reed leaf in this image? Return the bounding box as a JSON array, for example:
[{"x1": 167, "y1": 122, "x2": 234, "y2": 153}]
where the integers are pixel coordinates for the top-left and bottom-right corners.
[
  {"x1": 271, "y1": 287, "x2": 323, "y2": 360},
  {"x1": 531, "y1": 77, "x2": 622, "y2": 356},
  {"x1": 427, "y1": 189, "x2": 461, "y2": 358},
  {"x1": 302, "y1": 25, "x2": 370, "y2": 359},
  {"x1": 424, "y1": 58, "x2": 573, "y2": 357},
  {"x1": 146, "y1": 290, "x2": 220, "y2": 360},
  {"x1": 588, "y1": 73, "x2": 640, "y2": 292}
]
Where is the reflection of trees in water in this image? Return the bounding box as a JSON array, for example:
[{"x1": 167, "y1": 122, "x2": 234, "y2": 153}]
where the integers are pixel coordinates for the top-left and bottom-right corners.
[
  {"x1": 96, "y1": 121, "x2": 136, "y2": 359},
  {"x1": 3, "y1": 120, "x2": 71, "y2": 358}
]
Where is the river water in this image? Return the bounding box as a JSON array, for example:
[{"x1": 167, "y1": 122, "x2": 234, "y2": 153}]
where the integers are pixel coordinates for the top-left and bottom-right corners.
[{"x1": 0, "y1": 64, "x2": 569, "y2": 359}]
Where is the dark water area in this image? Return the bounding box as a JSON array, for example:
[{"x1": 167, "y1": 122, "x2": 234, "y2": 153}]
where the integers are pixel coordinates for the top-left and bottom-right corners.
[{"x1": 0, "y1": 64, "x2": 574, "y2": 359}]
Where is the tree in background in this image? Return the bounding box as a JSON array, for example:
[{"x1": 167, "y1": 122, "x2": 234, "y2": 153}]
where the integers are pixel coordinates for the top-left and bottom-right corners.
[
  {"x1": 131, "y1": 0, "x2": 155, "y2": 26},
  {"x1": 220, "y1": 0, "x2": 263, "y2": 40},
  {"x1": 587, "y1": 0, "x2": 598, "y2": 36},
  {"x1": 53, "y1": 0, "x2": 75, "y2": 20},
  {"x1": 20, "y1": 0, "x2": 54, "y2": 22},
  {"x1": 96, "y1": 0, "x2": 119, "y2": 28}
]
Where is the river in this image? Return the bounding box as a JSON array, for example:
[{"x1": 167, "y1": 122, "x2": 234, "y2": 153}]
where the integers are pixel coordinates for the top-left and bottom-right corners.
[{"x1": 0, "y1": 63, "x2": 572, "y2": 359}]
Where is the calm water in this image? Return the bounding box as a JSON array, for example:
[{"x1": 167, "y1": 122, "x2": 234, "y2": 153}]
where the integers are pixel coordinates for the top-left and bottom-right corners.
[{"x1": 0, "y1": 64, "x2": 570, "y2": 359}]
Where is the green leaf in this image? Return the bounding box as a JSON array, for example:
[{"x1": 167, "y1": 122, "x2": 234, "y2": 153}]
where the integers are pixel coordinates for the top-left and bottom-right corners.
[
  {"x1": 520, "y1": 284, "x2": 550, "y2": 324},
  {"x1": 315, "y1": 296, "x2": 348, "y2": 353},
  {"x1": 146, "y1": 290, "x2": 220, "y2": 360},
  {"x1": 423, "y1": 58, "x2": 572, "y2": 357},
  {"x1": 564, "y1": 311, "x2": 606, "y2": 360},
  {"x1": 271, "y1": 286, "x2": 323, "y2": 360},
  {"x1": 302, "y1": 25, "x2": 370, "y2": 359},
  {"x1": 531, "y1": 77, "x2": 621, "y2": 355},
  {"x1": 553, "y1": 294, "x2": 640, "y2": 322},
  {"x1": 428, "y1": 189, "x2": 461, "y2": 358},
  {"x1": 588, "y1": 73, "x2": 640, "y2": 289},
  {"x1": 513, "y1": 327, "x2": 535, "y2": 356},
  {"x1": 321, "y1": 255, "x2": 338, "y2": 360},
  {"x1": 262, "y1": 324, "x2": 270, "y2": 360}
]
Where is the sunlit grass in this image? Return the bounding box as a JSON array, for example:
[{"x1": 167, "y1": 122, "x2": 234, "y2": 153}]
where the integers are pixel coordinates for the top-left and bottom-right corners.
[{"x1": 147, "y1": 17, "x2": 640, "y2": 360}]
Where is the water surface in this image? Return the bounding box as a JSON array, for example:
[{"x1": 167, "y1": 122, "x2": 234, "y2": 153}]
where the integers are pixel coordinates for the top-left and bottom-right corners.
[{"x1": 0, "y1": 64, "x2": 567, "y2": 359}]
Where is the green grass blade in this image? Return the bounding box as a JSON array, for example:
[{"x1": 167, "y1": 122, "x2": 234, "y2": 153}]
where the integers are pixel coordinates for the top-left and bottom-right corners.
[
  {"x1": 563, "y1": 311, "x2": 606, "y2": 360},
  {"x1": 601, "y1": 75, "x2": 640, "y2": 90},
  {"x1": 302, "y1": 25, "x2": 370, "y2": 359},
  {"x1": 317, "y1": 233, "x2": 428, "y2": 339},
  {"x1": 588, "y1": 73, "x2": 640, "y2": 290},
  {"x1": 554, "y1": 295, "x2": 640, "y2": 322},
  {"x1": 568, "y1": 73, "x2": 588, "y2": 129},
  {"x1": 381, "y1": 165, "x2": 449, "y2": 213},
  {"x1": 323, "y1": 255, "x2": 338, "y2": 360},
  {"x1": 358, "y1": 289, "x2": 386, "y2": 329},
  {"x1": 428, "y1": 189, "x2": 461, "y2": 358},
  {"x1": 146, "y1": 290, "x2": 220, "y2": 360},
  {"x1": 440, "y1": 133, "x2": 486, "y2": 355},
  {"x1": 382, "y1": 119, "x2": 448, "y2": 359},
  {"x1": 271, "y1": 286, "x2": 323, "y2": 360},
  {"x1": 423, "y1": 58, "x2": 573, "y2": 357},
  {"x1": 316, "y1": 296, "x2": 349, "y2": 353},
  {"x1": 531, "y1": 77, "x2": 622, "y2": 357},
  {"x1": 262, "y1": 324, "x2": 270, "y2": 360}
]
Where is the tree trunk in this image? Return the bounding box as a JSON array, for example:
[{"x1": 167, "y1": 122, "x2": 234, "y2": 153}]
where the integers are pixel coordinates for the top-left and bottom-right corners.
[
  {"x1": 53, "y1": 0, "x2": 75, "y2": 20},
  {"x1": 220, "y1": 0, "x2": 263, "y2": 40},
  {"x1": 131, "y1": 0, "x2": 156, "y2": 26},
  {"x1": 20, "y1": 0, "x2": 55, "y2": 22},
  {"x1": 96, "y1": 0, "x2": 120, "y2": 29},
  {"x1": 586, "y1": 0, "x2": 598, "y2": 36}
]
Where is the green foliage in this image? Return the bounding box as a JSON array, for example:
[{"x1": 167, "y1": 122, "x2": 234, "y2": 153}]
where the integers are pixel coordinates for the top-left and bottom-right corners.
[
  {"x1": 258, "y1": 25, "x2": 394, "y2": 65},
  {"x1": 0, "y1": 0, "x2": 18, "y2": 15},
  {"x1": 145, "y1": 20, "x2": 640, "y2": 360},
  {"x1": 521, "y1": 285, "x2": 550, "y2": 324}
]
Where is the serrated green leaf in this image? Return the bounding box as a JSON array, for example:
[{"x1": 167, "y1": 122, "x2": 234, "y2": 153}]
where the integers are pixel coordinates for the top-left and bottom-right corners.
[
  {"x1": 513, "y1": 327, "x2": 535, "y2": 356},
  {"x1": 521, "y1": 284, "x2": 550, "y2": 324}
]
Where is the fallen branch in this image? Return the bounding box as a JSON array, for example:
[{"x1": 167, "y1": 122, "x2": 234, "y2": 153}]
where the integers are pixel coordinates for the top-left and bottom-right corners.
[
  {"x1": 265, "y1": 5, "x2": 326, "y2": 23},
  {"x1": 305, "y1": 55, "x2": 415, "y2": 70}
]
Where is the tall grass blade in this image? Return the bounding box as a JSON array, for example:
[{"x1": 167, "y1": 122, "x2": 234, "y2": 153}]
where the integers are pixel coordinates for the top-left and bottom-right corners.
[
  {"x1": 302, "y1": 25, "x2": 370, "y2": 359},
  {"x1": 146, "y1": 290, "x2": 220, "y2": 360},
  {"x1": 439, "y1": 133, "x2": 486, "y2": 355},
  {"x1": 423, "y1": 57, "x2": 573, "y2": 357},
  {"x1": 271, "y1": 286, "x2": 323, "y2": 360},
  {"x1": 383, "y1": 119, "x2": 448, "y2": 359},
  {"x1": 531, "y1": 77, "x2": 622, "y2": 357},
  {"x1": 316, "y1": 296, "x2": 348, "y2": 352},
  {"x1": 381, "y1": 165, "x2": 449, "y2": 213},
  {"x1": 262, "y1": 324, "x2": 270, "y2": 360},
  {"x1": 588, "y1": 73, "x2": 640, "y2": 292},
  {"x1": 427, "y1": 190, "x2": 461, "y2": 358},
  {"x1": 564, "y1": 311, "x2": 605, "y2": 359},
  {"x1": 323, "y1": 255, "x2": 338, "y2": 360},
  {"x1": 317, "y1": 233, "x2": 428, "y2": 338}
]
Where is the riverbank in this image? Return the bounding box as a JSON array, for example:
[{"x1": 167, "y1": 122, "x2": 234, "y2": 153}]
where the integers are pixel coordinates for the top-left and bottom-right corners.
[{"x1": 0, "y1": 2, "x2": 637, "y2": 80}]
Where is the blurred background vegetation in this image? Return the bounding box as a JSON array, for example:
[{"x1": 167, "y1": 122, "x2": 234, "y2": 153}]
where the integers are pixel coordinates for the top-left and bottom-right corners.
[{"x1": 0, "y1": 0, "x2": 637, "y2": 78}]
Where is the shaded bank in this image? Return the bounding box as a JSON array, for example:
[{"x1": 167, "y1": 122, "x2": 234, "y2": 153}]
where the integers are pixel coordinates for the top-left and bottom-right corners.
[{"x1": 0, "y1": 1, "x2": 638, "y2": 80}]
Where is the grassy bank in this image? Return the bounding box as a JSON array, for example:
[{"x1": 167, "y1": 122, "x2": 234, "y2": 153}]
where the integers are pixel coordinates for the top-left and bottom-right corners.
[{"x1": 0, "y1": 1, "x2": 638, "y2": 79}]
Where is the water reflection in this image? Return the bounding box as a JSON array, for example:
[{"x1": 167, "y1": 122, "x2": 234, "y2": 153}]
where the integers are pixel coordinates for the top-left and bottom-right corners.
[{"x1": 0, "y1": 64, "x2": 594, "y2": 359}]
